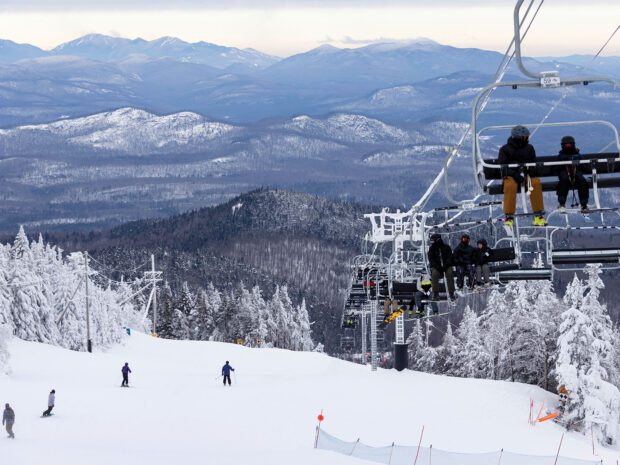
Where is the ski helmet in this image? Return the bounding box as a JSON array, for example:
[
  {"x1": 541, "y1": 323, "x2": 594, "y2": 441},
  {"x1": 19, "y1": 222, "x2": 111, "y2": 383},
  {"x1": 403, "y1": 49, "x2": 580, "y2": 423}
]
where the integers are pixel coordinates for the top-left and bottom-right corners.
[
  {"x1": 461, "y1": 234, "x2": 470, "y2": 243},
  {"x1": 511, "y1": 125, "x2": 530, "y2": 139},
  {"x1": 226, "y1": 361, "x2": 229, "y2": 364},
  {"x1": 430, "y1": 233, "x2": 441, "y2": 242},
  {"x1": 561, "y1": 135, "x2": 575, "y2": 146}
]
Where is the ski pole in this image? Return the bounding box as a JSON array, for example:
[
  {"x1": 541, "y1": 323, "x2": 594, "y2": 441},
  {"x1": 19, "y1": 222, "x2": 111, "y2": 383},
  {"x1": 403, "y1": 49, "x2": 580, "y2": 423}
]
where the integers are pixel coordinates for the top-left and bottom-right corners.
[{"x1": 214, "y1": 374, "x2": 223, "y2": 381}]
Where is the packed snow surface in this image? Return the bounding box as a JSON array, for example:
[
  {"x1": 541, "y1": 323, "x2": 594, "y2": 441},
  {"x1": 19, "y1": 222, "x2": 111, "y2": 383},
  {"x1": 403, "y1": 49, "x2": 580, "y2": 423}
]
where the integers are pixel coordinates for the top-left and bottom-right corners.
[{"x1": 1, "y1": 333, "x2": 618, "y2": 464}]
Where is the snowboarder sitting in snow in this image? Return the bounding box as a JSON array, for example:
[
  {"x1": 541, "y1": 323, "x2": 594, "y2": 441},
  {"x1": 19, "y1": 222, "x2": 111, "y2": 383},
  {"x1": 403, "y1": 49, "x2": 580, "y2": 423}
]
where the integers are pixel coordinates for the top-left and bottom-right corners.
[
  {"x1": 428, "y1": 234, "x2": 456, "y2": 302},
  {"x1": 473, "y1": 239, "x2": 493, "y2": 287},
  {"x1": 414, "y1": 274, "x2": 438, "y2": 317},
  {"x1": 42, "y1": 389, "x2": 55, "y2": 417},
  {"x1": 453, "y1": 234, "x2": 476, "y2": 291},
  {"x1": 222, "y1": 361, "x2": 235, "y2": 386},
  {"x1": 3, "y1": 403, "x2": 15, "y2": 439},
  {"x1": 121, "y1": 362, "x2": 132, "y2": 387}
]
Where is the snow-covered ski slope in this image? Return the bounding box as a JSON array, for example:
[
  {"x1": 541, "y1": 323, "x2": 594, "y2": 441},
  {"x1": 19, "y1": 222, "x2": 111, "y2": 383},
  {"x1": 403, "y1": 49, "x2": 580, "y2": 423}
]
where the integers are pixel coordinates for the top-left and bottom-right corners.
[{"x1": 1, "y1": 333, "x2": 618, "y2": 464}]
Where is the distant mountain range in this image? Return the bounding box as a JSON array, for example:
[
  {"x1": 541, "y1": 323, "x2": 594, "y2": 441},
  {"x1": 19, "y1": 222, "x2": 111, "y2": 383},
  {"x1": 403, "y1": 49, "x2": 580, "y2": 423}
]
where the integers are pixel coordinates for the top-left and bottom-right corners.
[
  {"x1": 0, "y1": 34, "x2": 278, "y2": 68},
  {"x1": 0, "y1": 35, "x2": 618, "y2": 126},
  {"x1": 0, "y1": 107, "x2": 472, "y2": 232}
]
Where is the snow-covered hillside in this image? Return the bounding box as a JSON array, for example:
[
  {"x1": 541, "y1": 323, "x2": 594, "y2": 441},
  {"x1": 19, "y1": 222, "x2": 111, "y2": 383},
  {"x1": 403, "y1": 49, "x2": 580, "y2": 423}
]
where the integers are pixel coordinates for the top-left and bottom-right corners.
[
  {"x1": 283, "y1": 114, "x2": 421, "y2": 145},
  {"x1": 1, "y1": 333, "x2": 617, "y2": 464},
  {"x1": 0, "y1": 108, "x2": 237, "y2": 154}
]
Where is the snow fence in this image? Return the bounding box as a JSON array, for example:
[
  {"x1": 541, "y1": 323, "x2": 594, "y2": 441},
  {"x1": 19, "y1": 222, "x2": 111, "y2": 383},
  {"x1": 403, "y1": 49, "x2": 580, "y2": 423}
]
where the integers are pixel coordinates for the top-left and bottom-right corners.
[{"x1": 315, "y1": 428, "x2": 601, "y2": 465}]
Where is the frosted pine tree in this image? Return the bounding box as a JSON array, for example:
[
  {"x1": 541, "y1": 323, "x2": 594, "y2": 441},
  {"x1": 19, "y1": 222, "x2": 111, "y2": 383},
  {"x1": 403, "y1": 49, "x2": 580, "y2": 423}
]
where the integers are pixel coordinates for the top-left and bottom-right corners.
[
  {"x1": 296, "y1": 299, "x2": 314, "y2": 351},
  {"x1": 0, "y1": 323, "x2": 10, "y2": 375},
  {"x1": 169, "y1": 309, "x2": 191, "y2": 339},
  {"x1": 177, "y1": 282, "x2": 197, "y2": 339},
  {"x1": 479, "y1": 288, "x2": 510, "y2": 380},
  {"x1": 436, "y1": 322, "x2": 459, "y2": 376},
  {"x1": 0, "y1": 247, "x2": 12, "y2": 326},
  {"x1": 8, "y1": 227, "x2": 59, "y2": 344},
  {"x1": 504, "y1": 281, "x2": 546, "y2": 384},
  {"x1": 555, "y1": 271, "x2": 620, "y2": 443},
  {"x1": 406, "y1": 320, "x2": 424, "y2": 369},
  {"x1": 582, "y1": 265, "x2": 619, "y2": 443},
  {"x1": 156, "y1": 282, "x2": 175, "y2": 338},
  {"x1": 417, "y1": 319, "x2": 437, "y2": 373},
  {"x1": 455, "y1": 306, "x2": 489, "y2": 378}
]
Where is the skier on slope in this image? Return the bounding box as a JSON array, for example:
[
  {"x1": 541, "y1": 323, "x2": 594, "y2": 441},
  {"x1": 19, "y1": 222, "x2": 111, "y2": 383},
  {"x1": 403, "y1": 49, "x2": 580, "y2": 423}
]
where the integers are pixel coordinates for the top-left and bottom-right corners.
[
  {"x1": 42, "y1": 389, "x2": 55, "y2": 417},
  {"x1": 3, "y1": 403, "x2": 15, "y2": 439},
  {"x1": 222, "y1": 361, "x2": 235, "y2": 386},
  {"x1": 121, "y1": 362, "x2": 132, "y2": 387}
]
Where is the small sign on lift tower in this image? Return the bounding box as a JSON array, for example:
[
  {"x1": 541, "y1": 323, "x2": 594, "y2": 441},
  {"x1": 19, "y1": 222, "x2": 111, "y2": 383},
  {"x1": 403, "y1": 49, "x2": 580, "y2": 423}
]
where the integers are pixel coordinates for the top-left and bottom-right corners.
[{"x1": 540, "y1": 71, "x2": 561, "y2": 88}]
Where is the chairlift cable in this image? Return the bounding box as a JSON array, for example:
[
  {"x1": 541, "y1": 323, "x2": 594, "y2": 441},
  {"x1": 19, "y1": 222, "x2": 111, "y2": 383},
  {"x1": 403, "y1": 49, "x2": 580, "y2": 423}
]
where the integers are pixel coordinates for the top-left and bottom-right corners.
[
  {"x1": 435, "y1": 0, "x2": 545, "y2": 208},
  {"x1": 530, "y1": 23, "x2": 620, "y2": 139}
]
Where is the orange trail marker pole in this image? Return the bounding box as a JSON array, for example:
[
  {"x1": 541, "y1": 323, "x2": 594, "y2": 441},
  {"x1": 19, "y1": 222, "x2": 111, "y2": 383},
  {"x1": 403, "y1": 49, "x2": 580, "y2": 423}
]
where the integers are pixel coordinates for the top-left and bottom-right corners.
[
  {"x1": 538, "y1": 412, "x2": 559, "y2": 423},
  {"x1": 535, "y1": 400, "x2": 545, "y2": 423},
  {"x1": 413, "y1": 425, "x2": 425, "y2": 465},
  {"x1": 314, "y1": 410, "x2": 325, "y2": 448},
  {"x1": 553, "y1": 433, "x2": 565, "y2": 465}
]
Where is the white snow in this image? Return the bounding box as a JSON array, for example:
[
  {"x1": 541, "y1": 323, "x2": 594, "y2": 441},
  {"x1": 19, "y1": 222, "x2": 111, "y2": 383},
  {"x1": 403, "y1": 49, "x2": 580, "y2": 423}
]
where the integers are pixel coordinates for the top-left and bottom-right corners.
[
  {"x1": 1, "y1": 333, "x2": 619, "y2": 464},
  {"x1": 0, "y1": 108, "x2": 237, "y2": 155}
]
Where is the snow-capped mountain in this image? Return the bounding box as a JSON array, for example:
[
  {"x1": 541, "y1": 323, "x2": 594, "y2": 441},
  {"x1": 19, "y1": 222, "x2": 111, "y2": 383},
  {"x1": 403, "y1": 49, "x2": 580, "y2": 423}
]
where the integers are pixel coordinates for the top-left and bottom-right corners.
[
  {"x1": 2, "y1": 108, "x2": 237, "y2": 154},
  {"x1": 47, "y1": 34, "x2": 280, "y2": 69},
  {"x1": 282, "y1": 114, "x2": 422, "y2": 145},
  {"x1": 0, "y1": 39, "x2": 46, "y2": 62}
]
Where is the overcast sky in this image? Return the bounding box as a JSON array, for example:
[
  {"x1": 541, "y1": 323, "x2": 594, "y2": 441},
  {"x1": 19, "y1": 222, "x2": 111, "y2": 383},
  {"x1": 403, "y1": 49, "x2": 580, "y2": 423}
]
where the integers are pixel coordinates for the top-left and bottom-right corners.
[{"x1": 0, "y1": 1, "x2": 617, "y2": 57}]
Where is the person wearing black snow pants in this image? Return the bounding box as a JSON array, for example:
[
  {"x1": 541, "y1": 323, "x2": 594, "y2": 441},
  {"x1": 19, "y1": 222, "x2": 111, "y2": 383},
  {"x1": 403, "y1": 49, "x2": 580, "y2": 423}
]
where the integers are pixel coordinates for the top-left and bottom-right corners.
[
  {"x1": 121, "y1": 363, "x2": 132, "y2": 387},
  {"x1": 556, "y1": 136, "x2": 589, "y2": 211},
  {"x1": 427, "y1": 234, "x2": 456, "y2": 301},
  {"x1": 453, "y1": 234, "x2": 476, "y2": 290},
  {"x1": 222, "y1": 361, "x2": 235, "y2": 386},
  {"x1": 42, "y1": 389, "x2": 55, "y2": 416}
]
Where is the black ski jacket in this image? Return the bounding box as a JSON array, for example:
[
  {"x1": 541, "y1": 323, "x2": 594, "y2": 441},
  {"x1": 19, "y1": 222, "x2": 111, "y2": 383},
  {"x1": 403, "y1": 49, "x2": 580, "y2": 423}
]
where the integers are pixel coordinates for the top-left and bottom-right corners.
[
  {"x1": 473, "y1": 245, "x2": 493, "y2": 266},
  {"x1": 428, "y1": 240, "x2": 453, "y2": 272},
  {"x1": 557, "y1": 147, "x2": 588, "y2": 177},
  {"x1": 453, "y1": 243, "x2": 476, "y2": 266},
  {"x1": 498, "y1": 137, "x2": 537, "y2": 183}
]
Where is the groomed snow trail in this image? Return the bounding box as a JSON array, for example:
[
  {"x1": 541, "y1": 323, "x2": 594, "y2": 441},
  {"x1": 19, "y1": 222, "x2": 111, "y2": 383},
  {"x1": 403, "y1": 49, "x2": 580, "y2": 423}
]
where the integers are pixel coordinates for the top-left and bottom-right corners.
[{"x1": 1, "y1": 333, "x2": 617, "y2": 464}]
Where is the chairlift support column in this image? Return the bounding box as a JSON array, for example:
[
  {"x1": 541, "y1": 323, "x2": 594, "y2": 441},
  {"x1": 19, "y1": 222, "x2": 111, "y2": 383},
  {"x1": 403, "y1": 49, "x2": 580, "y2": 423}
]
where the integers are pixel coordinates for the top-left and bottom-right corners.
[{"x1": 361, "y1": 302, "x2": 368, "y2": 365}]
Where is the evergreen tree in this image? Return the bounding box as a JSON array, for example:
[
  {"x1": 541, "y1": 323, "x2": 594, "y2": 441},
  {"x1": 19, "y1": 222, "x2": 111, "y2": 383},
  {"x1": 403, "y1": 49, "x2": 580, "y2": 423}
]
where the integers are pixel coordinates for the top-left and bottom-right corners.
[
  {"x1": 455, "y1": 306, "x2": 489, "y2": 378},
  {"x1": 436, "y1": 322, "x2": 459, "y2": 376},
  {"x1": 407, "y1": 320, "x2": 424, "y2": 369}
]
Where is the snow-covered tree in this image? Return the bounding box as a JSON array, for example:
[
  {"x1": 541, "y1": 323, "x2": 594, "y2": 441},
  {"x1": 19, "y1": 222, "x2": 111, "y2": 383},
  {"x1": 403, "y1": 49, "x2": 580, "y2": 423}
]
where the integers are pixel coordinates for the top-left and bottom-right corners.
[
  {"x1": 454, "y1": 306, "x2": 489, "y2": 379},
  {"x1": 0, "y1": 323, "x2": 11, "y2": 374},
  {"x1": 436, "y1": 322, "x2": 459, "y2": 376},
  {"x1": 555, "y1": 268, "x2": 620, "y2": 444}
]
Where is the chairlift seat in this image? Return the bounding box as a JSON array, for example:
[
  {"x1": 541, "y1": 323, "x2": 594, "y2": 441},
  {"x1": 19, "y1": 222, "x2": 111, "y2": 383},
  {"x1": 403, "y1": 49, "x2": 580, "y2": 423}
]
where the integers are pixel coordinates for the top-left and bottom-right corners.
[
  {"x1": 489, "y1": 263, "x2": 520, "y2": 273},
  {"x1": 551, "y1": 247, "x2": 620, "y2": 265},
  {"x1": 487, "y1": 175, "x2": 620, "y2": 195},
  {"x1": 497, "y1": 268, "x2": 552, "y2": 282},
  {"x1": 482, "y1": 152, "x2": 620, "y2": 180}
]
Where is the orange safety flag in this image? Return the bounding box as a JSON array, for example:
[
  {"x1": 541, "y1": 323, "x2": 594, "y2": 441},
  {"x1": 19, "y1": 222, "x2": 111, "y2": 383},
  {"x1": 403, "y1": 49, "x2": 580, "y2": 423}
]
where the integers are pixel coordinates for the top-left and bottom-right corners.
[{"x1": 537, "y1": 412, "x2": 559, "y2": 423}]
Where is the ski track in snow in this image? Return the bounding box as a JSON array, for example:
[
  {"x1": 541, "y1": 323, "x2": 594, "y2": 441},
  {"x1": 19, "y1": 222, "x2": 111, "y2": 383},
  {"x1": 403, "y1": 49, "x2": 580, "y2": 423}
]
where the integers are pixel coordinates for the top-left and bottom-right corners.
[{"x1": 1, "y1": 333, "x2": 618, "y2": 465}]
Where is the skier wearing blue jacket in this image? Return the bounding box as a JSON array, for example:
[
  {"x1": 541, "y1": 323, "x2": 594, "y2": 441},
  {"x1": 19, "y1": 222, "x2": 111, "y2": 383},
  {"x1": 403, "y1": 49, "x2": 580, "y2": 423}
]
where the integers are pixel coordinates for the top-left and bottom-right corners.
[{"x1": 222, "y1": 361, "x2": 235, "y2": 386}]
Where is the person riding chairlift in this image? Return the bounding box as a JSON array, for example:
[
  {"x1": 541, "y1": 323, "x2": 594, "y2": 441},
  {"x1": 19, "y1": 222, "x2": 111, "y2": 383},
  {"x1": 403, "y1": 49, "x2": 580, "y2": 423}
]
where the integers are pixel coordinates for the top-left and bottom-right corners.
[
  {"x1": 556, "y1": 135, "x2": 589, "y2": 213},
  {"x1": 498, "y1": 125, "x2": 546, "y2": 227}
]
